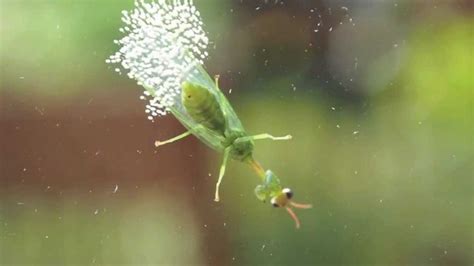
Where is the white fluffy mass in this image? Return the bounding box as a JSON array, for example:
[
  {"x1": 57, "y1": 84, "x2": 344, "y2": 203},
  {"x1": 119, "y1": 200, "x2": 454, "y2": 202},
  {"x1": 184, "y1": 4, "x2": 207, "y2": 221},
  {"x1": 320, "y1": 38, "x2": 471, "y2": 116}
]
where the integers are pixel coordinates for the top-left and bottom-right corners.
[{"x1": 107, "y1": 0, "x2": 209, "y2": 119}]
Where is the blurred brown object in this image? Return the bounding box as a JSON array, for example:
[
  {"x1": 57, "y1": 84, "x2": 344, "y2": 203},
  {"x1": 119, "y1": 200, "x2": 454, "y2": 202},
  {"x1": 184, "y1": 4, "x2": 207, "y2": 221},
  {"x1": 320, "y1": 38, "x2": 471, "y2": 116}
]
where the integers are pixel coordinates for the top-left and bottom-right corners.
[{"x1": 0, "y1": 87, "x2": 231, "y2": 265}]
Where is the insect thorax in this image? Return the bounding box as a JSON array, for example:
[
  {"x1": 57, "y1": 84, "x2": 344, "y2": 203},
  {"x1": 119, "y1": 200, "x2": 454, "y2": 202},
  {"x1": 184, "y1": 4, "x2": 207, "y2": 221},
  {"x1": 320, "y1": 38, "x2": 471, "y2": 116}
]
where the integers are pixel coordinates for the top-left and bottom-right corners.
[{"x1": 223, "y1": 130, "x2": 254, "y2": 161}]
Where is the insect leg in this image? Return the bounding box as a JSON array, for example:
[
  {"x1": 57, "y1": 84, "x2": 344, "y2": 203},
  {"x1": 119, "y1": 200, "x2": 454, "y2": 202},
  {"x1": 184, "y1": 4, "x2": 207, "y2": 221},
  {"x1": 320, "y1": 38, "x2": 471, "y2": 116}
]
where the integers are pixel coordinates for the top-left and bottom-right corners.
[
  {"x1": 214, "y1": 147, "x2": 231, "y2": 202},
  {"x1": 154, "y1": 131, "x2": 192, "y2": 147},
  {"x1": 214, "y1": 74, "x2": 220, "y2": 89},
  {"x1": 235, "y1": 133, "x2": 292, "y2": 143}
]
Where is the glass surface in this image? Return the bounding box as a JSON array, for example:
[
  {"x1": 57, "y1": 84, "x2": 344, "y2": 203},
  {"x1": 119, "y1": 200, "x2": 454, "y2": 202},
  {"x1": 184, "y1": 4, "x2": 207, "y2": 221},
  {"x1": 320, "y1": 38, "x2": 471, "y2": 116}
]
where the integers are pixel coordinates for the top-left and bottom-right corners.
[{"x1": 1, "y1": 0, "x2": 472, "y2": 265}]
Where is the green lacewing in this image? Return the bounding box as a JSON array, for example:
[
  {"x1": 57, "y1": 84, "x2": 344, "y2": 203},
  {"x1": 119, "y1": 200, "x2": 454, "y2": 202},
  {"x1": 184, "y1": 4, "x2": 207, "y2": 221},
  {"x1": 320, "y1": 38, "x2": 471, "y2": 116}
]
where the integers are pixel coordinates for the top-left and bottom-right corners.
[{"x1": 107, "y1": 0, "x2": 311, "y2": 228}]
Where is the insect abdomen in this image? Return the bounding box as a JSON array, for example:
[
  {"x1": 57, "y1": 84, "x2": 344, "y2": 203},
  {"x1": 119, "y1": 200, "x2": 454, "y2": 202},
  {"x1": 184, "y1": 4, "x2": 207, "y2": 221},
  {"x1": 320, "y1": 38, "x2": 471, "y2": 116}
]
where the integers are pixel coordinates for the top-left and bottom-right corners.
[{"x1": 181, "y1": 81, "x2": 226, "y2": 135}]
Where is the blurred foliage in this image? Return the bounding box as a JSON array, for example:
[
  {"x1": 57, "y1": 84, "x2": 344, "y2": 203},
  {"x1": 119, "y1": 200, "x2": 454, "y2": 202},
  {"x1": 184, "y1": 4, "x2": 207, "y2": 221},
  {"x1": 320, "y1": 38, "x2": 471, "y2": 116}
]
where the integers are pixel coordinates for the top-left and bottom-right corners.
[
  {"x1": 223, "y1": 14, "x2": 473, "y2": 266},
  {"x1": 1, "y1": 0, "x2": 472, "y2": 265},
  {"x1": 0, "y1": 191, "x2": 204, "y2": 264}
]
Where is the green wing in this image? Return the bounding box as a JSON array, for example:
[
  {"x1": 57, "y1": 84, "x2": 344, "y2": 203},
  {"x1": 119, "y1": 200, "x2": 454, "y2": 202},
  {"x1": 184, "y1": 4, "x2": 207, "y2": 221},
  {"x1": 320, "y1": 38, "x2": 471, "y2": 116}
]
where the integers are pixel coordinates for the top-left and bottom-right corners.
[
  {"x1": 169, "y1": 105, "x2": 226, "y2": 152},
  {"x1": 169, "y1": 64, "x2": 246, "y2": 152}
]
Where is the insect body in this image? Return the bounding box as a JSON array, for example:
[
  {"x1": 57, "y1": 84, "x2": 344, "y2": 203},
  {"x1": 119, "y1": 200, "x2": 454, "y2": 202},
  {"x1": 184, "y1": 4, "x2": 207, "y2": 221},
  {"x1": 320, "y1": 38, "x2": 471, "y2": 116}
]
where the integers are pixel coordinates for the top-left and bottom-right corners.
[
  {"x1": 157, "y1": 72, "x2": 312, "y2": 228},
  {"x1": 180, "y1": 79, "x2": 254, "y2": 161},
  {"x1": 108, "y1": 0, "x2": 311, "y2": 228},
  {"x1": 182, "y1": 81, "x2": 227, "y2": 135}
]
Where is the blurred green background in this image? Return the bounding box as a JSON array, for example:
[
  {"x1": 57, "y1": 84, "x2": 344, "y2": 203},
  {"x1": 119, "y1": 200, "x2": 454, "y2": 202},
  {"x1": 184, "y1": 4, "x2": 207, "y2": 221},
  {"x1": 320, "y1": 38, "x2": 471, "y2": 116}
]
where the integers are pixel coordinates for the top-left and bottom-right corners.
[{"x1": 0, "y1": 0, "x2": 472, "y2": 265}]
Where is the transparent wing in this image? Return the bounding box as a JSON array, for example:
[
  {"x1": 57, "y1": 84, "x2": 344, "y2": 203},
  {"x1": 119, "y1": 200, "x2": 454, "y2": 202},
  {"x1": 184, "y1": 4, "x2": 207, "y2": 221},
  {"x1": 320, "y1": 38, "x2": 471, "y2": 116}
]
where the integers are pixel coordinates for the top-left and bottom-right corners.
[
  {"x1": 189, "y1": 64, "x2": 245, "y2": 132},
  {"x1": 170, "y1": 106, "x2": 226, "y2": 152},
  {"x1": 167, "y1": 64, "x2": 246, "y2": 152}
]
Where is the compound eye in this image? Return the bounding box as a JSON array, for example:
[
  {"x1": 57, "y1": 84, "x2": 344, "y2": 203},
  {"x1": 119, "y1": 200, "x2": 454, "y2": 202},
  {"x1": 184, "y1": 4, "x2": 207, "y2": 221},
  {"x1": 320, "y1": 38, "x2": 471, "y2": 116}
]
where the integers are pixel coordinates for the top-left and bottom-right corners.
[
  {"x1": 282, "y1": 188, "x2": 293, "y2": 199},
  {"x1": 270, "y1": 197, "x2": 280, "y2": 208}
]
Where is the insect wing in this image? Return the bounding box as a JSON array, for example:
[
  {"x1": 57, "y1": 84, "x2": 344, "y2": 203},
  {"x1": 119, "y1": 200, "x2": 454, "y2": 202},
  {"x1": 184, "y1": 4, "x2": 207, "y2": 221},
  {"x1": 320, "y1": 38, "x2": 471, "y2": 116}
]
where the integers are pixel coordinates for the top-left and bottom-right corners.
[
  {"x1": 215, "y1": 86, "x2": 245, "y2": 133},
  {"x1": 189, "y1": 65, "x2": 245, "y2": 132},
  {"x1": 170, "y1": 64, "x2": 246, "y2": 152},
  {"x1": 170, "y1": 104, "x2": 225, "y2": 152}
]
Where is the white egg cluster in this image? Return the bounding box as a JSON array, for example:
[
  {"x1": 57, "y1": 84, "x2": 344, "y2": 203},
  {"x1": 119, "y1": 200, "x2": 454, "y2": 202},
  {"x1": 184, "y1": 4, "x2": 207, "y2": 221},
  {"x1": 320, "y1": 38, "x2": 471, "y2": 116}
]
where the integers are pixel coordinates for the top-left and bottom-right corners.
[{"x1": 107, "y1": 0, "x2": 209, "y2": 119}]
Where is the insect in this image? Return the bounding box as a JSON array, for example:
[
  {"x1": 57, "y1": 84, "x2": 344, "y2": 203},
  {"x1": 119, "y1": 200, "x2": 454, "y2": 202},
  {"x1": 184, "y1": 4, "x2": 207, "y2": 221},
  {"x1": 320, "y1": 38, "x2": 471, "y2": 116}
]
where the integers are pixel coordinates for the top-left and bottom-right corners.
[{"x1": 107, "y1": 0, "x2": 311, "y2": 228}]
